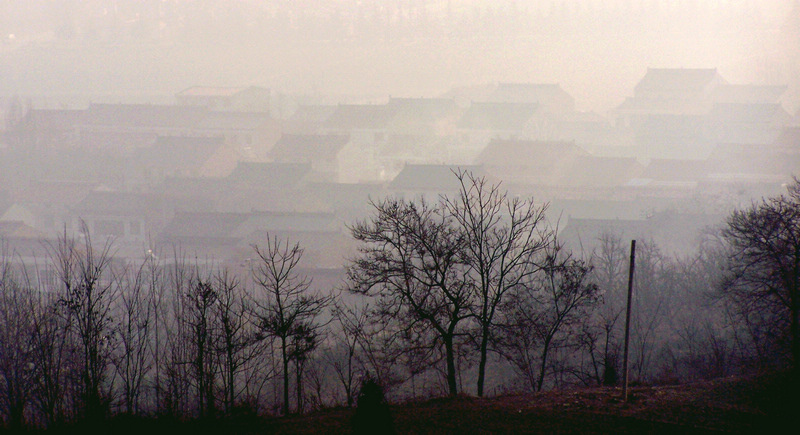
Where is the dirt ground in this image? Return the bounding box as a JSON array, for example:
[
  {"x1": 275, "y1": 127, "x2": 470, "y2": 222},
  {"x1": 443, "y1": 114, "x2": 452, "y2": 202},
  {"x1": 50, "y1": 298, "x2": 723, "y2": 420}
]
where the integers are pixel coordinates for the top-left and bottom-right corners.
[{"x1": 271, "y1": 371, "x2": 794, "y2": 434}]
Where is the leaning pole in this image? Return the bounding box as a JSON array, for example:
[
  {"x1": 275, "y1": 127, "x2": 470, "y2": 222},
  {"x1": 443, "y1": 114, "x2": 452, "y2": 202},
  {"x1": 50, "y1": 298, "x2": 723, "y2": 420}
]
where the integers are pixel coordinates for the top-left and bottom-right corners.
[{"x1": 622, "y1": 239, "x2": 636, "y2": 403}]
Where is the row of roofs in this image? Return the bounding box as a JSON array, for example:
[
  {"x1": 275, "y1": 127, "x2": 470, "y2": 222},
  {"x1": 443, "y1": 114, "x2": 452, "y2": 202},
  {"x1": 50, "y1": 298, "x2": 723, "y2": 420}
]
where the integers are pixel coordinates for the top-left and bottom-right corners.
[
  {"x1": 5, "y1": 121, "x2": 797, "y2": 209},
  {"x1": 5, "y1": 127, "x2": 798, "y2": 236}
]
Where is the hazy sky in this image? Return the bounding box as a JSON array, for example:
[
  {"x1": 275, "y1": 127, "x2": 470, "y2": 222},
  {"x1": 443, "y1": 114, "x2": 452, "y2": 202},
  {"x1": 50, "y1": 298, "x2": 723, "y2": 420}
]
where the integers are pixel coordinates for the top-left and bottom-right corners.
[{"x1": 1, "y1": 0, "x2": 797, "y2": 112}]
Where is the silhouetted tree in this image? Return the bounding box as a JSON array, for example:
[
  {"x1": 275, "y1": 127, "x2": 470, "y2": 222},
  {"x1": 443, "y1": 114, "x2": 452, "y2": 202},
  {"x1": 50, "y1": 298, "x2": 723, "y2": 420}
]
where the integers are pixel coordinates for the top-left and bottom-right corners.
[
  {"x1": 0, "y1": 246, "x2": 37, "y2": 429},
  {"x1": 185, "y1": 278, "x2": 218, "y2": 418},
  {"x1": 252, "y1": 236, "x2": 330, "y2": 415},
  {"x1": 351, "y1": 378, "x2": 394, "y2": 435},
  {"x1": 51, "y1": 224, "x2": 116, "y2": 422},
  {"x1": 444, "y1": 169, "x2": 551, "y2": 397},
  {"x1": 110, "y1": 258, "x2": 153, "y2": 415},
  {"x1": 347, "y1": 197, "x2": 471, "y2": 396},
  {"x1": 500, "y1": 241, "x2": 598, "y2": 391},
  {"x1": 720, "y1": 178, "x2": 800, "y2": 371},
  {"x1": 328, "y1": 300, "x2": 370, "y2": 407},
  {"x1": 213, "y1": 269, "x2": 255, "y2": 415}
]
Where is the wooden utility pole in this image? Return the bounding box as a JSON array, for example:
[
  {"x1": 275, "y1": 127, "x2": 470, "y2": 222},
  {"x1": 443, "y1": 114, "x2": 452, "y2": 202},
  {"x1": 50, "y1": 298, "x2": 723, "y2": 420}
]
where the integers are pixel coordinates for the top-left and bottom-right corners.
[{"x1": 622, "y1": 239, "x2": 636, "y2": 403}]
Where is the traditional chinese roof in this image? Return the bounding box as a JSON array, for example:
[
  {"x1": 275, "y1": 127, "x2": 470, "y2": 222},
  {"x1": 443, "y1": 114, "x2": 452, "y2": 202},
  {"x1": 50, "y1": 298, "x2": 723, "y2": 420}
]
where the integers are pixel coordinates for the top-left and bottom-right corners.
[
  {"x1": 322, "y1": 104, "x2": 400, "y2": 130},
  {"x1": 457, "y1": 102, "x2": 538, "y2": 131},
  {"x1": 389, "y1": 164, "x2": 483, "y2": 192},
  {"x1": 269, "y1": 134, "x2": 350, "y2": 163},
  {"x1": 634, "y1": 68, "x2": 723, "y2": 95}
]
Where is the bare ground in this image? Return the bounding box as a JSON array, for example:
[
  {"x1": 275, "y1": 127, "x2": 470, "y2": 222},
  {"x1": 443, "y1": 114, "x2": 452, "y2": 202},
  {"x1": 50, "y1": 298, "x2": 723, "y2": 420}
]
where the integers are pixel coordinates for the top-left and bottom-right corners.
[{"x1": 268, "y1": 371, "x2": 795, "y2": 434}]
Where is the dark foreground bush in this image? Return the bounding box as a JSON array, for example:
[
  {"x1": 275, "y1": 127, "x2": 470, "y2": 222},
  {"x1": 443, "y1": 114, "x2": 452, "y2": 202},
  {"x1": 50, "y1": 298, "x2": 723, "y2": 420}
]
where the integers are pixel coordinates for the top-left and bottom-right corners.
[{"x1": 352, "y1": 379, "x2": 394, "y2": 435}]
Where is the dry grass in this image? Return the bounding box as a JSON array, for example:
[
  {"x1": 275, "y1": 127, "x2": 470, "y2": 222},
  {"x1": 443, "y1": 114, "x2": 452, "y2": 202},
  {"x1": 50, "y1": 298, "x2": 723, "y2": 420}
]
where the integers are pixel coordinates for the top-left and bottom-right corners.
[
  {"x1": 48, "y1": 371, "x2": 792, "y2": 434},
  {"x1": 274, "y1": 371, "x2": 794, "y2": 434}
]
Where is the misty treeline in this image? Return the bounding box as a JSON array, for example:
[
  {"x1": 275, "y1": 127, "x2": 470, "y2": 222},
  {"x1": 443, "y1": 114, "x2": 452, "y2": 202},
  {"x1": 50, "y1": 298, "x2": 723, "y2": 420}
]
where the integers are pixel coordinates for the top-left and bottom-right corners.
[{"x1": 0, "y1": 171, "x2": 796, "y2": 429}]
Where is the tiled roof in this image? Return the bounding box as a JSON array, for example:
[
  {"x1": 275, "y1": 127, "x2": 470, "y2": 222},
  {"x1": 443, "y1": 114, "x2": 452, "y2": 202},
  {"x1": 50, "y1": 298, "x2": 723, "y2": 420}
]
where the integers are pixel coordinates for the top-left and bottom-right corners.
[
  {"x1": 457, "y1": 102, "x2": 538, "y2": 131},
  {"x1": 641, "y1": 159, "x2": 709, "y2": 182},
  {"x1": 488, "y1": 83, "x2": 574, "y2": 108},
  {"x1": 712, "y1": 85, "x2": 787, "y2": 104},
  {"x1": 559, "y1": 156, "x2": 644, "y2": 187},
  {"x1": 269, "y1": 134, "x2": 350, "y2": 162},
  {"x1": 161, "y1": 211, "x2": 249, "y2": 239},
  {"x1": 634, "y1": 68, "x2": 723, "y2": 94},
  {"x1": 84, "y1": 104, "x2": 209, "y2": 129},
  {"x1": 132, "y1": 136, "x2": 225, "y2": 174},
  {"x1": 225, "y1": 161, "x2": 312, "y2": 188},
  {"x1": 322, "y1": 104, "x2": 400, "y2": 130},
  {"x1": 198, "y1": 111, "x2": 275, "y2": 130},
  {"x1": 389, "y1": 164, "x2": 482, "y2": 191},
  {"x1": 72, "y1": 191, "x2": 163, "y2": 216},
  {"x1": 476, "y1": 139, "x2": 587, "y2": 168},
  {"x1": 176, "y1": 86, "x2": 248, "y2": 97},
  {"x1": 707, "y1": 103, "x2": 792, "y2": 125}
]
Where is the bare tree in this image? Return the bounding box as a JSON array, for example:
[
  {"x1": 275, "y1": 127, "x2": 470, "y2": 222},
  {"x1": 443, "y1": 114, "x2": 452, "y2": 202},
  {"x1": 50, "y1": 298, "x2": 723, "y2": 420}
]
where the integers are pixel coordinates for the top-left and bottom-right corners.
[
  {"x1": 347, "y1": 197, "x2": 471, "y2": 396},
  {"x1": 444, "y1": 169, "x2": 551, "y2": 397},
  {"x1": 29, "y1": 288, "x2": 73, "y2": 428},
  {"x1": 587, "y1": 232, "x2": 628, "y2": 385},
  {"x1": 51, "y1": 224, "x2": 116, "y2": 421},
  {"x1": 720, "y1": 178, "x2": 800, "y2": 371},
  {"x1": 110, "y1": 258, "x2": 153, "y2": 415},
  {"x1": 629, "y1": 240, "x2": 668, "y2": 381},
  {"x1": 159, "y1": 252, "x2": 195, "y2": 418},
  {"x1": 213, "y1": 269, "x2": 256, "y2": 415},
  {"x1": 500, "y1": 242, "x2": 599, "y2": 391},
  {"x1": 251, "y1": 236, "x2": 330, "y2": 415},
  {"x1": 327, "y1": 300, "x2": 370, "y2": 407},
  {"x1": 185, "y1": 276, "x2": 219, "y2": 418},
  {"x1": 0, "y1": 246, "x2": 37, "y2": 429}
]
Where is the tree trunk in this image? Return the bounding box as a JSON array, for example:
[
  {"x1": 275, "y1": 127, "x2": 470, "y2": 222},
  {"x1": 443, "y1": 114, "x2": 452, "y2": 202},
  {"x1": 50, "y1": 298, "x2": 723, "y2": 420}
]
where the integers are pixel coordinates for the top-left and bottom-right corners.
[
  {"x1": 296, "y1": 358, "x2": 303, "y2": 414},
  {"x1": 791, "y1": 300, "x2": 799, "y2": 374},
  {"x1": 476, "y1": 324, "x2": 490, "y2": 397},
  {"x1": 536, "y1": 338, "x2": 552, "y2": 392},
  {"x1": 444, "y1": 335, "x2": 458, "y2": 396},
  {"x1": 281, "y1": 337, "x2": 290, "y2": 415}
]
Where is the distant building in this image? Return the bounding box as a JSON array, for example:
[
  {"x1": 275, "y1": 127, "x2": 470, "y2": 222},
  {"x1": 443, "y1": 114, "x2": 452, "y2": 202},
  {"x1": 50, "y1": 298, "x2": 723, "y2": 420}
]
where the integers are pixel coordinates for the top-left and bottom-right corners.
[
  {"x1": 175, "y1": 86, "x2": 271, "y2": 112},
  {"x1": 475, "y1": 139, "x2": 587, "y2": 186},
  {"x1": 268, "y1": 133, "x2": 350, "y2": 182}
]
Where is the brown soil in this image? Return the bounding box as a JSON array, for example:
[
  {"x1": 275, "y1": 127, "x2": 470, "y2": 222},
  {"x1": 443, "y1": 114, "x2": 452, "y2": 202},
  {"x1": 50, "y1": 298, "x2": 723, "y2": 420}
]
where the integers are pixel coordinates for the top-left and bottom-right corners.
[{"x1": 269, "y1": 371, "x2": 795, "y2": 434}]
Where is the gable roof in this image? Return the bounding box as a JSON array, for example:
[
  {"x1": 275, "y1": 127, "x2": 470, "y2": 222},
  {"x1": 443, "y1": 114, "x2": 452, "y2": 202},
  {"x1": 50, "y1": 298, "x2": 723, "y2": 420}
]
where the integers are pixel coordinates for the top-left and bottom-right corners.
[
  {"x1": 269, "y1": 134, "x2": 350, "y2": 163},
  {"x1": 160, "y1": 211, "x2": 250, "y2": 240},
  {"x1": 641, "y1": 159, "x2": 709, "y2": 182},
  {"x1": 559, "y1": 211, "x2": 725, "y2": 256},
  {"x1": 131, "y1": 136, "x2": 225, "y2": 175},
  {"x1": 774, "y1": 127, "x2": 800, "y2": 151},
  {"x1": 457, "y1": 102, "x2": 539, "y2": 131},
  {"x1": 322, "y1": 103, "x2": 400, "y2": 130},
  {"x1": 283, "y1": 105, "x2": 338, "y2": 134},
  {"x1": 72, "y1": 191, "x2": 163, "y2": 216},
  {"x1": 14, "y1": 180, "x2": 98, "y2": 206},
  {"x1": 84, "y1": 104, "x2": 209, "y2": 129},
  {"x1": 197, "y1": 111, "x2": 275, "y2": 131},
  {"x1": 707, "y1": 103, "x2": 793, "y2": 125},
  {"x1": 225, "y1": 161, "x2": 312, "y2": 188},
  {"x1": 388, "y1": 164, "x2": 482, "y2": 192},
  {"x1": 176, "y1": 86, "x2": 249, "y2": 98},
  {"x1": 712, "y1": 85, "x2": 788, "y2": 104},
  {"x1": 634, "y1": 68, "x2": 723, "y2": 95},
  {"x1": 476, "y1": 139, "x2": 587, "y2": 167},
  {"x1": 387, "y1": 97, "x2": 459, "y2": 117},
  {"x1": 0, "y1": 220, "x2": 45, "y2": 239},
  {"x1": 232, "y1": 211, "x2": 341, "y2": 236},
  {"x1": 487, "y1": 83, "x2": 575, "y2": 111},
  {"x1": 20, "y1": 109, "x2": 87, "y2": 131},
  {"x1": 559, "y1": 156, "x2": 644, "y2": 186},
  {"x1": 386, "y1": 97, "x2": 461, "y2": 133}
]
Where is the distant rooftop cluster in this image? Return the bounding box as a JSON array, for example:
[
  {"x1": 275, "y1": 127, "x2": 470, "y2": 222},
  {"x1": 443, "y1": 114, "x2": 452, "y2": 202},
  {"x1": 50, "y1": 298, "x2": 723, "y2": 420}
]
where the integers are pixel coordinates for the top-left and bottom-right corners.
[{"x1": 1, "y1": 69, "x2": 798, "y2": 279}]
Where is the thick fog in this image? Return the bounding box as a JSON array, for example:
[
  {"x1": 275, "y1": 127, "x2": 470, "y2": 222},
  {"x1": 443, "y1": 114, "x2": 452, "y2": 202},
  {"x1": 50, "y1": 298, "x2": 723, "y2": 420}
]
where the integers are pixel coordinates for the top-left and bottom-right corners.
[
  {"x1": 1, "y1": 0, "x2": 798, "y2": 266},
  {"x1": 2, "y1": 0, "x2": 800, "y2": 423}
]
